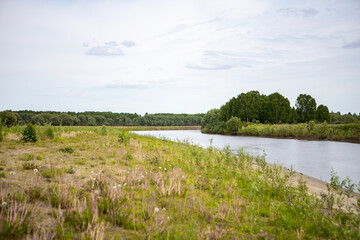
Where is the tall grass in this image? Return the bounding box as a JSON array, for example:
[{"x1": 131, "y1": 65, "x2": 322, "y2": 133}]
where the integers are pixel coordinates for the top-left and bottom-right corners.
[
  {"x1": 238, "y1": 122, "x2": 360, "y2": 143},
  {"x1": 0, "y1": 125, "x2": 359, "y2": 239}
]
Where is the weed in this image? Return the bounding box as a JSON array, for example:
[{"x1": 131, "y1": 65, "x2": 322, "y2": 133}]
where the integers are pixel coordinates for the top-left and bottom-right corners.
[
  {"x1": 57, "y1": 147, "x2": 74, "y2": 154},
  {"x1": 0, "y1": 199, "x2": 33, "y2": 239},
  {"x1": 43, "y1": 123, "x2": 55, "y2": 139},
  {"x1": 22, "y1": 162, "x2": 39, "y2": 170},
  {"x1": 118, "y1": 130, "x2": 130, "y2": 145},
  {"x1": 0, "y1": 172, "x2": 5, "y2": 178},
  {"x1": 100, "y1": 125, "x2": 107, "y2": 136}
]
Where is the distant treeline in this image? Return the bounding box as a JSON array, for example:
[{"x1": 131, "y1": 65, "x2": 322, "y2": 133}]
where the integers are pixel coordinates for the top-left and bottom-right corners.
[
  {"x1": 0, "y1": 110, "x2": 204, "y2": 127},
  {"x1": 202, "y1": 91, "x2": 360, "y2": 134}
]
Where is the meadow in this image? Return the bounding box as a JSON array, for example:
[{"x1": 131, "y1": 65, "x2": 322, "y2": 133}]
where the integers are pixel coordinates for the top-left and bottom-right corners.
[{"x1": 0, "y1": 125, "x2": 359, "y2": 239}]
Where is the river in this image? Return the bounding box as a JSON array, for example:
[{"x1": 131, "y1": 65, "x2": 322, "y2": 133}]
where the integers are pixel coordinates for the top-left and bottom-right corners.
[{"x1": 134, "y1": 130, "x2": 360, "y2": 185}]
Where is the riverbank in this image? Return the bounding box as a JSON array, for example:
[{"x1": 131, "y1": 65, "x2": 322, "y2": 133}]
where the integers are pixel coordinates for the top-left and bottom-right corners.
[
  {"x1": 202, "y1": 123, "x2": 360, "y2": 143},
  {"x1": 0, "y1": 126, "x2": 359, "y2": 239}
]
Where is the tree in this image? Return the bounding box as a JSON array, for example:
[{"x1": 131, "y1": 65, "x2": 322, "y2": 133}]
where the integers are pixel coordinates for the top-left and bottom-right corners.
[
  {"x1": 0, "y1": 110, "x2": 18, "y2": 127},
  {"x1": 265, "y1": 92, "x2": 291, "y2": 124},
  {"x1": 225, "y1": 117, "x2": 241, "y2": 134},
  {"x1": 201, "y1": 109, "x2": 222, "y2": 133},
  {"x1": 295, "y1": 94, "x2": 317, "y2": 122},
  {"x1": 316, "y1": 105, "x2": 330, "y2": 122}
]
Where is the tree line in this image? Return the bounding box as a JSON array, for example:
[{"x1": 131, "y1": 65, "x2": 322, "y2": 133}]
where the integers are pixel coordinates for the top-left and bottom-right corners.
[
  {"x1": 0, "y1": 110, "x2": 204, "y2": 127},
  {"x1": 201, "y1": 91, "x2": 360, "y2": 133}
]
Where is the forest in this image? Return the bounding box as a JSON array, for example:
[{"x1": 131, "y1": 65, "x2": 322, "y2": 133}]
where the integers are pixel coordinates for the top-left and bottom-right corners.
[
  {"x1": 201, "y1": 91, "x2": 360, "y2": 142},
  {"x1": 0, "y1": 111, "x2": 204, "y2": 127}
]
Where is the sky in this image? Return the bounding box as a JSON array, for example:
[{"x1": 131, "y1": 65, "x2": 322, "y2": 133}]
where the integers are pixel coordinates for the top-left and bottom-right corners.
[{"x1": 0, "y1": 0, "x2": 359, "y2": 115}]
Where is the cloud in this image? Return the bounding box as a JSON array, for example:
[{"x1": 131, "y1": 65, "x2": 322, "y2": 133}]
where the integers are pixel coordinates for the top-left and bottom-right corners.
[
  {"x1": 105, "y1": 41, "x2": 119, "y2": 47},
  {"x1": 302, "y1": 8, "x2": 318, "y2": 17},
  {"x1": 186, "y1": 64, "x2": 236, "y2": 70},
  {"x1": 122, "y1": 40, "x2": 136, "y2": 48},
  {"x1": 86, "y1": 46, "x2": 124, "y2": 56},
  {"x1": 104, "y1": 83, "x2": 146, "y2": 89},
  {"x1": 278, "y1": 7, "x2": 318, "y2": 18},
  {"x1": 343, "y1": 39, "x2": 360, "y2": 49}
]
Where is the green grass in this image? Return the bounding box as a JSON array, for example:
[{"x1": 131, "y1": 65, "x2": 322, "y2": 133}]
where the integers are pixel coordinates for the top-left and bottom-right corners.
[
  {"x1": 0, "y1": 125, "x2": 359, "y2": 239},
  {"x1": 204, "y1": 122, "x2": 360, "y2": 143}
]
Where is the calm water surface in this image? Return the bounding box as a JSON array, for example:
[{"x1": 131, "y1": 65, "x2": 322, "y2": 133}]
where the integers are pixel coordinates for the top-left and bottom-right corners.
[{"x1": 134, "y1": 130, "x2": 360, "y2": 184}]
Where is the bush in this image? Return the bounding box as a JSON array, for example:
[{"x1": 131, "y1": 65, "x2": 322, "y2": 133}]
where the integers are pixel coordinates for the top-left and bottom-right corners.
[
  {"x1": 100, "y1": 125, "x2": 107, "y2": 136},
  {"x1": 43, "y1": 123, "x2": 54, "y2": 139},
  {"x1": 0, "y1": 122, "x2": 3, "y2": 142},
  {"x1": 21, "y1": 123, "x2": 37, "y2": 143},
  {"x1": 58, "y1": 147, "x2": 74, "y2": 154},
  {"x1": 118, "y1": 131, "x2": 130, "y2": 145},
  {"x1": 225, "y1": 117, "x2": 241, "y2": 134}
]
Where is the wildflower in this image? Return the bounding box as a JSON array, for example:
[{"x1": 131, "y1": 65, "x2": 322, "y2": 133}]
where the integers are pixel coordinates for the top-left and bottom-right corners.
[
  {"x1": 159, "y1": 167, "x2": 162, "y2": 169},
  {"x1": 182, "y1": 175, "x2": 185, "y2": 179},
  {"x1": 2, "y1": 202, "x2": 7, "y2": 206},
  {"x1": 154, "y1": 207, "x2": 159, "y2": 213},
  {"x1": 124, "y1": 183, "x2": 127, "y2": 186},
  {"x1": 9, "y1": 171, "x2": 15, "y2": 175},
  {"x1": 91, "y1": 171, "x2": 95, "y2": 174},
  {"x1": 118, "y1": 184, "x2": 122, "y2": 187},
  {"x1": 34, "y1": 169, "x2": 38, "y2": 173},
  {"x1": 164, "y1": 168, "x2": 167, "y2": 171},
  {"x1": 167, "y1": 216, "x2": 170, "y2": 220},
  {"x1": 162, "y1": 208, "x2": 166, "y2": 211},
  {"x1": 113, "y1": 186, "x2": 117, "y2": 189},
  {"x1": 94, "y1": 190, "x2": 100, "y2": 194},
  {"x1": 141, "y1": 175, "x2": 144, "y2": 178}
]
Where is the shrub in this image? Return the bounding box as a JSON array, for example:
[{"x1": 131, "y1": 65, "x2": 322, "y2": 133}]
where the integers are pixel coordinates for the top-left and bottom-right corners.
[
  {"x1": 225, "y1": 117, "x2": 241, "y2": 134},
  {"x1": 100, "y1": 125, "x2": 107, "y2": 136},
  {"x1": 0, "y1": 122, "x2": 3, "y2": 142},
  {"x1": 22, "y1": 162, "x2": 39, "y2": 170},
  {"x1": 58, "y1": 147, "x2": 74, "y2": 154},
  {"x1": 118, "y1": 131, "x2": 130, "y2": 145},
  {"x1": 21, "y1": 123, "x2": 37, "y2": 143},
  {"x1": 43, "y1": 123, "x2": 54, "y2": 139}
]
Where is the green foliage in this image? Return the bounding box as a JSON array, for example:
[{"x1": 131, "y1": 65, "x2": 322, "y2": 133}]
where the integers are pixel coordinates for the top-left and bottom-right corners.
[
  {"x1": 12, "y1": 110, "x2": 204, "y2": 126},
  {"x1": 0, "y1": 122, "x2": 3, "y2": 142},
  {"x1": 100, "y1": 125, "x2": 107, "y2": 136},
  {"x1": 22, "y1": 162, "x2": 39, "y2": 170},
  {"x1": 265, "y1": 92, "x2": 291, "y2": 123},
  {"x1": 21, "y1": 123, "x2": 37, "y2": 142},
  {"x1": 296, "y1": 94, "x2": 317, "y2": 123},
  {"x1": 0, "y1": 110, "x2": 18, "y2": 127},
  {"x1": 0, "y1": 200, "x2": 32, "y2": 239},
  {"x1": 307, "y1": 120, "x2": 316, "y2": 132},
  {"x1": 43, "y1": 123, "x2": 55, "y2": 139},
  {"x1": 201, "y1": 109, "x2": 223, "y2": 133},
  {"x1": 316, "y1": 105, "x2": 330, "y2": 122},
  {"x1": 225, "y1": 116, "x2": 241, "y2": 134},
  {"x1": 118, "y1": 131, "x2": 130, "y2": 145},
  {"x1": 58, "y1": 147, "x2": 74, "y2": 154}
]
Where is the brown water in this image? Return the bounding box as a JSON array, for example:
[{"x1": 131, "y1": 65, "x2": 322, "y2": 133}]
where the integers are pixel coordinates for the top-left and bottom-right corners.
[{"x1": 134, "y1": 130, "x2": 360, "y2": 185}]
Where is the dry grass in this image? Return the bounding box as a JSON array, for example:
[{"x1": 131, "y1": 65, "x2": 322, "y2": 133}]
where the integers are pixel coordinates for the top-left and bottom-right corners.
[{"x1": 0, "y1": 126, "x2": 359, "y2": 239}]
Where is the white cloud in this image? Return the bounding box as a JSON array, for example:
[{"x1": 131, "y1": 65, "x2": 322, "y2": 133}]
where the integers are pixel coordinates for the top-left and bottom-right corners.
[{"x1": 0, "y1": 0, "x2": 359, "y2": 114}]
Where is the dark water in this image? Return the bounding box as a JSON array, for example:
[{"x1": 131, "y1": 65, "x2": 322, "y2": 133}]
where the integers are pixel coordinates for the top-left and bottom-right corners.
[{"x1": 134, "y1": 130, "x2": 360, "y2": 184}]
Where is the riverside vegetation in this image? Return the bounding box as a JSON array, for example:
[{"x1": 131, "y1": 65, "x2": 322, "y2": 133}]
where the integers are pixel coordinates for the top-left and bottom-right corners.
[
  {"x1": 201, "y1": 91, "x2": 360, "y2": 143},
  {"x1": 0, "y1": 125, "x2": 359, "y2": 239}
]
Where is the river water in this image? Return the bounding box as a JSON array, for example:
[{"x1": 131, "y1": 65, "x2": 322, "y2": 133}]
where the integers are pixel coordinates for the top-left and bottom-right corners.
[{"x1": 134, "y1": 130, "x2": 360, "y2": 185}]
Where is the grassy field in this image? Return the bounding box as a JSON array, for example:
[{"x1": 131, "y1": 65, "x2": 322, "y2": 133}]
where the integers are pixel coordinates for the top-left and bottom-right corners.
[{"x1": 0, "y1": 126, "x2": 359, "y2": 239}]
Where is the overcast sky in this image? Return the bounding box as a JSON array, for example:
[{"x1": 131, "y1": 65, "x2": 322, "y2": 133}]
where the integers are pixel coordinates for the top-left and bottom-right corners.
[{"x1": 0, "y1": 0, "x2": 359, "y2": 115}]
